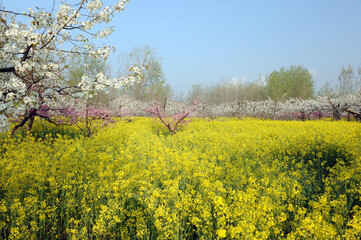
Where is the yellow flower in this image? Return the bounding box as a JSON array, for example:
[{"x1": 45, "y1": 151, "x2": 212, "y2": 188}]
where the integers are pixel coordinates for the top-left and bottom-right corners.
[{"x1": 217, "y1": 228, "x2": 227, "y2": 239}]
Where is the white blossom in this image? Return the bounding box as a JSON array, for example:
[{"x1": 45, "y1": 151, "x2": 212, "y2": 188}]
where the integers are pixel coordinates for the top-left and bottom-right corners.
[
  {"x1": 0, "y1": 0, "x2": 140, "y2": 133},
  {"x1": 23, "y1": 96, "x2": 33, "y2": 104},
  {"x1": 0, "y1": 115, "x2": 9, "y2": 133},
  {"x1": 87, "y1": 0, "x2": 103, "y2": 12}
]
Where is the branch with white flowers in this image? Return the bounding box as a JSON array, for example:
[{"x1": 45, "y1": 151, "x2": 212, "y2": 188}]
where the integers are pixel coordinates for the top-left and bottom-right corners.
[{"x1": 0, "y1": 0, "x2": 143, "y2": 134}]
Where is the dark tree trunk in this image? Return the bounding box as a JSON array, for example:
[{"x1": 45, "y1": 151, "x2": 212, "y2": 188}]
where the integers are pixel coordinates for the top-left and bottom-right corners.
[
  {"x1": 332, "y1": 108, "x2": 341, "y2": 121},
  {"x1": 345, "y1": 109, "x2": 361, "y2": 122},
  {"x1": 10, "y1": 108, "x2": 37, "y2": 136},
  {"x1": 27, "y1": 116, "x2": 35, "y2": 132}
]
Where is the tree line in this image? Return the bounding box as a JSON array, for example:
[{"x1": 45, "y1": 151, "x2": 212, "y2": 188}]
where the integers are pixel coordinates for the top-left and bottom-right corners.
[
  {"x1": 64, "y1": 45, "x2": 361, "y2": 123},
  {"x1": 68, "y1": 45, "x2": 361, "y2": 107}
]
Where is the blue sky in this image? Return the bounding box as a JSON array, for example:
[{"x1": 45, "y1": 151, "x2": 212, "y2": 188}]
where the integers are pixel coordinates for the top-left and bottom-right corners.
[{"x1": 3, "y1": 0, "x2": 361, "y2": 95}]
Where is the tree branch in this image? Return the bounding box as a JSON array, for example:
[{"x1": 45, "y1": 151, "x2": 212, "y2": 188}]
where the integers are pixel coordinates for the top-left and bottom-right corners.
[
  {"x1": 40, "y1": 0, "x2": 85, "y2": 50},
  {"x1": 0, "y1": 67, "x2": 15, "y2": 73},
  {"x1": 21, "y1": 45, "x2": 33, "y2": 62},
  {"x1": 10, "y1": 108, "x2": 37, "y2": 136},
  {"x1": 345, "y1": 109, "x2": 361, "y2": 121}
]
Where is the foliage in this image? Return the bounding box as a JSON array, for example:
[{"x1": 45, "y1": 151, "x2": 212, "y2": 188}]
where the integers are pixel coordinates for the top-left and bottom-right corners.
[
  {"x1": 66, "y1": 54, "x2": 120, "y2": 107},
  {"x1": 266, "y1": 65, "x2": 314, "y2": 100},
  {"x1": 318, "y1": 81, "x2": 335, "y2": 97},
  {"x1": 338, "y1": 64, "x2": 361, "y2": 95},
  {"x1": 118, "y1": 45, "x2": 172, "y2": 103},
  {"x1": 187, "y1": 79, "x2": 267, "y2": 105},
  {"x1": 0, "y1": 0, "x2": 142, "y2": 134},
  {"x1": 1, "y1": 118, "x2": 361, "y2": 239}
]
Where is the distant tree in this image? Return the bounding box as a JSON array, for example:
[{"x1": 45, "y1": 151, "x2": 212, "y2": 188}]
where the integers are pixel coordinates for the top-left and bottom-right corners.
[
  {"x1": 187, "y1": 84, "x2": 205, "y2": 102},
  {"x1": 337, "y1": 64, "x2": 361, "y2": 95},
  {"x1": 67, "y1": 55, "x2": 111, "y2": 86},
  {"x1": 118, "y1": 45, "x2": 172, "y2": 103},
  {"x1": 266, "y1": 65, "x2": 314, "y2": 100},
  {"x1": 236, "y1": 81, "x2": 267, "y2": 102},
  {"x1": 66, "y1": 55, "x2": 120, "y2": 107},
  {"x1": 318, "y1": 81, "x2": 335, "y2": 97},
  {"x1": 187, "y1": 79, "x2": 267, "y2": 105},
  {"x1": 206, "y1": 82, "x2": 227, "y2": 105}
]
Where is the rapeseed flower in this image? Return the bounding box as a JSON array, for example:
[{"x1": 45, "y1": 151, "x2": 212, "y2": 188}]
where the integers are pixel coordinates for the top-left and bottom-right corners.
[{"x1": 0, "y1": 118, "x2": 360, "y2": 239}]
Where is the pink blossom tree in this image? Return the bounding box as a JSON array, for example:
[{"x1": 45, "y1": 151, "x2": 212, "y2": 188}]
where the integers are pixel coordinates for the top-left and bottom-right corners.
[{"x1": 145, "y1": 98, "x2": 198, "y2": 135}]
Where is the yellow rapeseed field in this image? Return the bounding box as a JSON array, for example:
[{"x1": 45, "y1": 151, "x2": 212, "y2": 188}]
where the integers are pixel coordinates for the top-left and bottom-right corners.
[{"x1": 0, "y1": 118, "x2": 361, "y2": 239}]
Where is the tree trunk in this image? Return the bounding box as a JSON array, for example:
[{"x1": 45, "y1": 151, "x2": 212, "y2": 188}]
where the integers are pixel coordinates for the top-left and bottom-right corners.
[
  {"x1": 332, "y1": 108, "x2": 341, "y2": 121},
  {"x1": 345, "y1": 109, "x2": 361, "y2": 122},
  {"x1": 27, "y1": 116, "x2": 35, "y2": 132},
  {"x1": 10, "y1": 108, "x2": 37, "y2": 136}
]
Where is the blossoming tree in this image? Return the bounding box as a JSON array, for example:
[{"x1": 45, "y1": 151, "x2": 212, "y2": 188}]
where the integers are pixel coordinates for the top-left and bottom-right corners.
[{"x1": 0, "y1": 0, "x2": 142, "y2": 134}]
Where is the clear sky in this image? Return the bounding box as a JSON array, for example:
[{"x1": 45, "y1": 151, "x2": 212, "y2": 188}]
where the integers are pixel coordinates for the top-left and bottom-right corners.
[{"x1": 3, "y1": 0, "x2": 361, "y2": 96}]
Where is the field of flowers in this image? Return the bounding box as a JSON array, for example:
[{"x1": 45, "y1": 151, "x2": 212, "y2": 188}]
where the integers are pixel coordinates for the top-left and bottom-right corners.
[{"x1": 1, "y1": 118, "x2": 361, "y2": 239}]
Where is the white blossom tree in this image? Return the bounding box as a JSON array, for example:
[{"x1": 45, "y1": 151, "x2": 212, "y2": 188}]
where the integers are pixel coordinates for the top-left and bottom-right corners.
[
  {"x1": 0, "y1": 0, "x2": 143, "y2": 134},
  {"x1": 197, "y1": 93, "x2": 361, "y2": 121}
]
